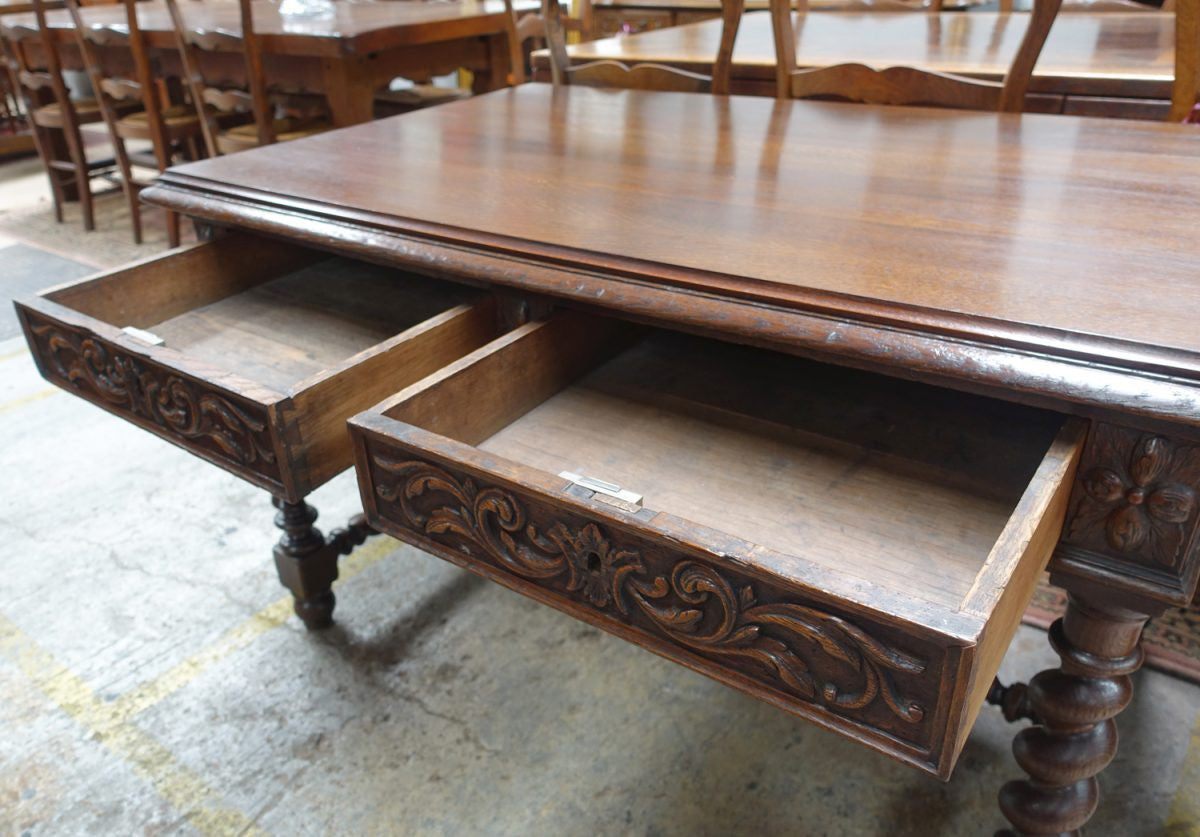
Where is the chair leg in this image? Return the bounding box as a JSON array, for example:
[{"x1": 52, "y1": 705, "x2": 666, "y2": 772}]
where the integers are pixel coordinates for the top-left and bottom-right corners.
[
  {"x1": 74, "y1": 161, "x2": 95, "y2": 232},
  {"x1": 166, "y1": 208, "x2": 180, "y2": 248},
  {"x1": 58, "y1": 118, "x2": 94, "y2": 232},
  {"x1": 47, "y1": 168, "x2": 66, "y2": 224},
  {"x1": 29, "y1": 123, "x2": 66, "y2": 224},
  {"x1": 112, "y1": 138, "x2": 141, "y2": 245}
]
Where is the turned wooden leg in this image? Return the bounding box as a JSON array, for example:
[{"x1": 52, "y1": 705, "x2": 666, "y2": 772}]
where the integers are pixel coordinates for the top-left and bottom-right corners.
[
  {"x1": 272, "y1": 497, "x2": 378, "y2": 630},
  {"x1": 997, "y1": 592, "x2": 1151, "y2": 836},
  {"x1": 273, "y1": 498, "x2": 337, "y2": 629}
]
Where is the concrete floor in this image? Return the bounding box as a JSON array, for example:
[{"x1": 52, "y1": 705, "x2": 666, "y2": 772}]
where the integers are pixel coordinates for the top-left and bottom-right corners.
[{"x1": 1, "y1": 148, "x2": 1199, "y2": 837}]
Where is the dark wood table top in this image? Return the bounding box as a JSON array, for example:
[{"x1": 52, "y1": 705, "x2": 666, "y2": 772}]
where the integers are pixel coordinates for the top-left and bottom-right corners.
[
  {"x1": 555, "y1": 10, "x2": 1175, "y2": 98},
  {"x1": 2, "y1": 0, "x2": 537, "y2": 55},
  {"x1": 145, "y1": 85, "x2": 1200, "y2": 428}
]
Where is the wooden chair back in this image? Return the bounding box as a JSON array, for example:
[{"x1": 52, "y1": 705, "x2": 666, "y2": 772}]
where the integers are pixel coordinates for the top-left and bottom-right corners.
[
  {"x1": 164, "y1": 0, "x2": 271, "y2": 155},
  {"x1": 4, "y1": 0, "x2": 76, "y2": 120},
  {"x1": 770, "y1": 0, "x2": 1063, "y2": 110},
  {"x1": 515, "y1": 0, "x2": 594, "y2": 44},
  {"x1": 541, "y1": 0, "x2": 744, "y2": 93},
  {"x1": 65, "y1": 0, "x2": 170, "y2": 168}
]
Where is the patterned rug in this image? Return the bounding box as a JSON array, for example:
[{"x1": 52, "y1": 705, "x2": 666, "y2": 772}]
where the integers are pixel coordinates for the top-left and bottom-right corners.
[{"x1": 1023, "y1": 582, "x2": 1200, "y2": 684}]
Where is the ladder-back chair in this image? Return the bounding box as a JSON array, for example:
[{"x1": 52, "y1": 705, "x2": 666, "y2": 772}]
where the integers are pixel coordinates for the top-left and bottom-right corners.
[
  {"x1": 541, "y1": 0, "x2": 744, "y2": 93},
  {"x1": 2, "y1": 0, "x2": 123, "y2": 231},
  {"x1": 512, "y1": 0, "x2": 594, "y2": 82},
  {"x1": 163, "y1": 0, "x2": 329, "y2": 156},
  {"x1": 770, "y1": 0, "x2": 1063, "y2": 110},
  {"x1": 65, "y1": 0, "x2": 202, "y2": 246}
]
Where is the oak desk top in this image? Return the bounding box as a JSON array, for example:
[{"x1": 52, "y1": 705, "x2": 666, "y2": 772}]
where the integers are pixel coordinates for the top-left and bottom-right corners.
[
  {"x1": 554, "y1": 11, "x2": 1176, "y2": 98},
  {"x1": 1, "y1": 0, "x2": 537, "y2": 56},
  {"x1": 145, "y1": 85, "x2": 1200, "y2": 429}
]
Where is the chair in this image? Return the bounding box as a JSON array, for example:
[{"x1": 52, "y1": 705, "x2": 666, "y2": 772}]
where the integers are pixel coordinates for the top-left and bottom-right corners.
[
  {"x1": 513, "y1": 0, "x2": 595, "y2": 74},
  {"x1": 163, "y1": 0, "x2": 329, "y2": 156},
  {"x1": 539, "y1": 0, "x2": 744, "y2": 93},
  {"x1": 770, "y1": 0, "x2": 1063, "y2": 110},
  {"x1": 1, "y1": 0, "x2": 124, "y2": 231},
  {"x1": 65, "y1": 0, "x2": 203, "y2": 246}
]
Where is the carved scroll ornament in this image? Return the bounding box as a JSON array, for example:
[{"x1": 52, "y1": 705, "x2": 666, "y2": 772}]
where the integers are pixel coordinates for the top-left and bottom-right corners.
[
  {"x1": 371, "y1": 454, "x2": 930, "y2": 728},
  {"x1": 29, "y1": 320, "x2": 277, "y2": 473}
]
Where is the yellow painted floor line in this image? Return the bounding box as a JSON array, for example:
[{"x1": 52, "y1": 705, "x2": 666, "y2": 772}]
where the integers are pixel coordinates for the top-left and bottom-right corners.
[
  {"x1": 112, "y1": 534, "x2": 399, "y2": 721},
  {"x1": 1166, "y1": 707, "x2": 1200, "y2": 835},
  {"x1": 0, "y1": 613, "x2": 268, "y2": 837},
  {"x1": 0, "y1": 387, "x2": 57, "y2": 415}
]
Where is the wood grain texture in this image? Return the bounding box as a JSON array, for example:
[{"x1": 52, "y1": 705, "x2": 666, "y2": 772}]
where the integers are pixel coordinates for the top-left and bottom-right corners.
[
  {"x1": 17, "y1": 300, "x2": 289, "y2": 493},
  {"x1": 145, "y1": 86, "x2": 1200, "y2": 430},
  {"x1": 349, "y1": 318, "x2": 1078, "y2": 778},
  {"x1": 355, "y1": 418, "x2": 964, "y2": 773},
  {"x1": 545, "y1": 10, "x2": 1176, "y2": 102},
  {"x1": 20, "y1": 233, "x2": 499, "y2": 502},
  {"x1": 43, "y1": 233, "x2": 318, "y2": 327},
  {"x1": 954, "y1": 419, "x2": 1083, "y2": 766}
]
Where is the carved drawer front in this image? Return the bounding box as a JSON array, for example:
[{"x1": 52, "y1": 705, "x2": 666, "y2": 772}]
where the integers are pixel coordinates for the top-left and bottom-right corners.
[
  {"x1": 349, "y1": 312, "x2": 1085, "y2": 779},
  {"x1": 17, "y1": 232, "x2": 502, "y2": 502}
]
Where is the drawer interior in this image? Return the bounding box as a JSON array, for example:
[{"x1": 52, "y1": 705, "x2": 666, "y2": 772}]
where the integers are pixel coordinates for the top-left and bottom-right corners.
[
  {"x1": 381, "y1": 314, "x2": 1065, "y2": 611},
  {"x1": 45, "y1": 236, "x2": 478, "y2": 393}
]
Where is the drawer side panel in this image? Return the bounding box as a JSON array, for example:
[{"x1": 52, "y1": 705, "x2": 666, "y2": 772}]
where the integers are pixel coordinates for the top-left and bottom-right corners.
[
  {"x1": 355, "y1": 423, "x2": 961, "y2": 776},
  {"x1": 19, "y1": 303, "x2": 286, "y2": 494}
]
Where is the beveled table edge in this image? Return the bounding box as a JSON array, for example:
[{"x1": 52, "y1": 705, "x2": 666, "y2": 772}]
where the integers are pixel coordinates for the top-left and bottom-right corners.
[{"x1": 143, "y1": 174, "x2": 1200, "y2": 434}]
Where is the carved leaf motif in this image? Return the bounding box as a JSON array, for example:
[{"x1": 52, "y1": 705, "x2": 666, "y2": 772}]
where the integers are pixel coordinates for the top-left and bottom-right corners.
[
  {"x1": 371, "y1": 454, "x2": 929, "y2": 726},
  {"x1": 1064, "y1": 424, "x2": 1200, "y2": 571},
  {"x1": 1129, "y1": 437, "x2": 1169, "y2": 487},
  {"x1": 1107, "y1": 505, "x2": 1148, "y2": 552},
  {"x1": 1147, "y1": 486, "x2": 1196, "y2": 524},
  {"x1": 29, "y1": 321, "x2": 276, "y2": 470},
  {"x1": 1081, "y1": 468, "x2": 1124, "y2": 504}
]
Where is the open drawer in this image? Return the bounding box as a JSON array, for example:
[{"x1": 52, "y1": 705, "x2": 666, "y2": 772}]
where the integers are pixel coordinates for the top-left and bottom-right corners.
[
  {"x1": 16, "y1": 232, "x2": 501, "y2": 502},
  {"x1": 350, "y1": 311, "x2": 1087, "y2": 778}
]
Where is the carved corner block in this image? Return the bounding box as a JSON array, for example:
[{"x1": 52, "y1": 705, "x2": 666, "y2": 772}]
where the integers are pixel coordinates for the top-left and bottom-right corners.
[{"x1": 1053, "y1": 422, "x2": 1200, "y2": 605}]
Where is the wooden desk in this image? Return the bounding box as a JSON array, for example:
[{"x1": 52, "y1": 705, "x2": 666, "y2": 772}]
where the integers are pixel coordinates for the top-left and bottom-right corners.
[
  {"x1": 541, "y1": 11, "x2": 1177, "y2": 117},
  {"x1": 17, "y1": 86, "x2": 1200, "y2": 833},
  {"x1": 1, "y1": 0, "x2": 533, "y2": 126}
]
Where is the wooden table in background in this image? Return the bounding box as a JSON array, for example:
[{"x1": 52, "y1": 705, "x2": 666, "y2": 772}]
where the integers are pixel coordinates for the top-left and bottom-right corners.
[
  {"x1": 540, "y1": 10, "x2": 1176, "y2": 118},
  {"x1": 588, "y1": 0, "x2": 986, "y2": 37},
  {"x1": 2, "y1": 0, "x2": 535, "y2": 127}
]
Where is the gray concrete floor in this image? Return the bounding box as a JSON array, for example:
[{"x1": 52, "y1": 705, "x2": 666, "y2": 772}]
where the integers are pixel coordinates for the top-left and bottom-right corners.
[{"x1": 1, "y1": 149, "x2": 1199, "y2": 837}]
